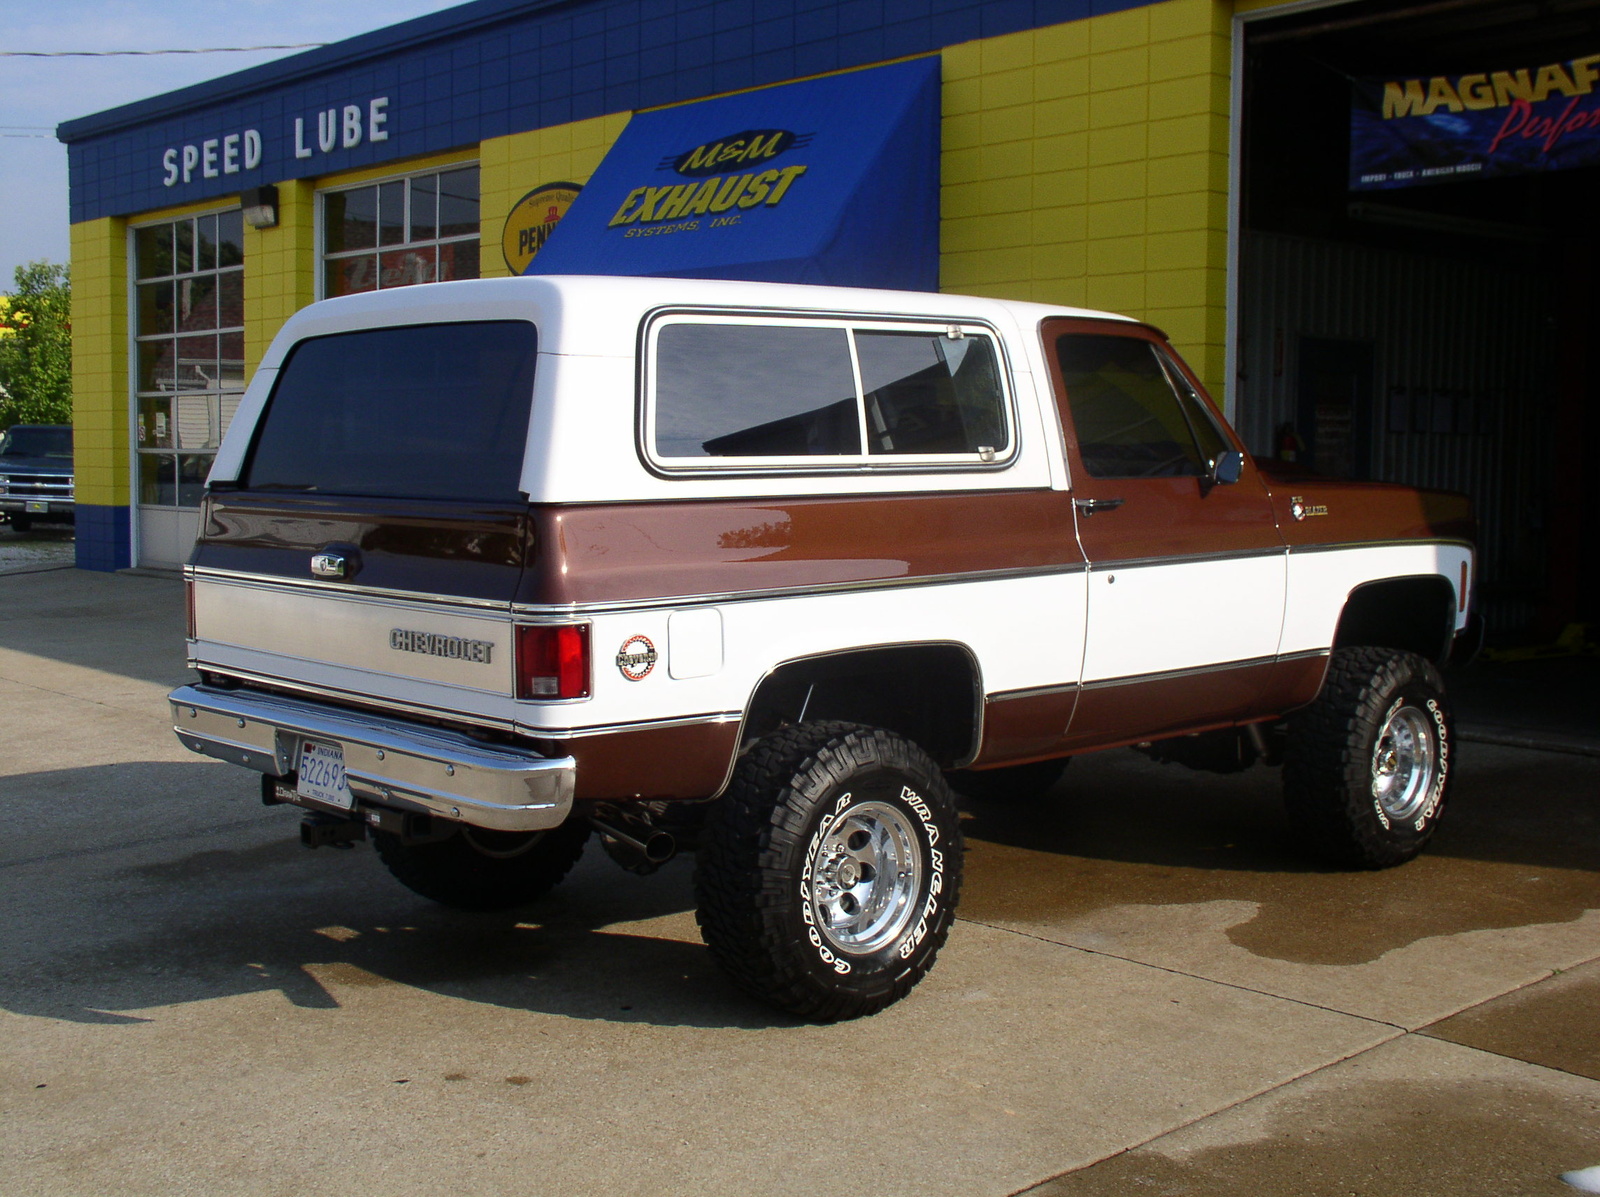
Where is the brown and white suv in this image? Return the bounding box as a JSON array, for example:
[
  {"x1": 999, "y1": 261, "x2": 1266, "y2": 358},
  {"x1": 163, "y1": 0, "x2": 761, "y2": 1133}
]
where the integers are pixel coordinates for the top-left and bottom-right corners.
[{"x1": 171, "y1": 275, "x2": 1475, "y2": 1019}]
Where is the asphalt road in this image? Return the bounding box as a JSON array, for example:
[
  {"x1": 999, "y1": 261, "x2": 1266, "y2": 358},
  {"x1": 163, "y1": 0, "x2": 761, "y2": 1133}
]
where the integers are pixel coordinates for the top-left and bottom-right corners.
[{"x1": 3, "y1": 568, "x2": 1598, "y2": 1197}]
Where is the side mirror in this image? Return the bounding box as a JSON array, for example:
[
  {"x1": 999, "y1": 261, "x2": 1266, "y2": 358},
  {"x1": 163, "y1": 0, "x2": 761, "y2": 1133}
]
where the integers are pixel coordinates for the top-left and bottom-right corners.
[{"x1": 1211, "y1": 450, "x2": 1244, "y2": 485}]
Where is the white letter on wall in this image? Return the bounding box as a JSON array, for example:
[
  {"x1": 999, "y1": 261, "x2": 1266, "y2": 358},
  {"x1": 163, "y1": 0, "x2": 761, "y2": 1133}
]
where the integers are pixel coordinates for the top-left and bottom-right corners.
[
  {"x1": 369, "y1": 97, "x2": 389, "y2": 142},
  {"x1": 317, "y1": 110, "x2": 337, "y2": 153},
  {"x1": 342, "y1": 104, "x2": 362, "y2": 148},
  {"x1": 222, "y1": 133, "x2": 240, "y2": 174},
  {"x1": 293, "y1": 118, "x2": 312, "y2": 160},
  {"x1": 163, "y1": 148, "x2": 179, "y2": 186},
  {"x1": 182, "y1": 144, "x2": 199, "y2": 184},
  {"x1": 202, "y1": 138, "x2": 219, "y2": 178}
]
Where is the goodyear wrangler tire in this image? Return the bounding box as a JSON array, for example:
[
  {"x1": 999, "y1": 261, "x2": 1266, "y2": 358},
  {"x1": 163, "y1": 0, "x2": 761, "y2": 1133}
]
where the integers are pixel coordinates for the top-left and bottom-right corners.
[
  {"x1": 1282, "y1": 647, "x2": 1453, "y2": 869},
  {"x1": 373, "y1": 821, "x2": 590, "y2": 911},
  {"x1": 695, "y1": 721, "x2": 964, "y2": 1021}
]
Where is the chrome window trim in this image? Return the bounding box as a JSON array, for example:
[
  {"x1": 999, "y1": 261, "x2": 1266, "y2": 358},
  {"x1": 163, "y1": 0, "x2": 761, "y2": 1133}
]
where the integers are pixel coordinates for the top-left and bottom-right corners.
[{"x1": 637, "y1": 306, "x2": 1022, "y2": 478}]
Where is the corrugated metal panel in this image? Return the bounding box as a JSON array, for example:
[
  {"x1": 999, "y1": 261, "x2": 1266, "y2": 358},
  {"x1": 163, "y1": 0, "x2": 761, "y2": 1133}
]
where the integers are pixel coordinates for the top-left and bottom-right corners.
[{"x1": 1236, "y1": 232, "x2": 1556, "y2": 634}]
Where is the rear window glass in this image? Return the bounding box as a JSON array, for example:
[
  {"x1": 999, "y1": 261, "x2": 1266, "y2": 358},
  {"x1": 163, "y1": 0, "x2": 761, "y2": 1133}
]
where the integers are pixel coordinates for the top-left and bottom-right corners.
[
  {"x1": 244, "y1": 321, "x2": 536, "y2": 501},
  {"x1": 651, "y1": 320, "x2": 1009, "y2": 466}
]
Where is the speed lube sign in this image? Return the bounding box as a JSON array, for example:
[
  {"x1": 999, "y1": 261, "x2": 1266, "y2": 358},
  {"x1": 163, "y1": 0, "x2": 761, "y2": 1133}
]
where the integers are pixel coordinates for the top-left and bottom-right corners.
[{"x1": 606, "y1": 130, "x2": 811, "y2": 234}]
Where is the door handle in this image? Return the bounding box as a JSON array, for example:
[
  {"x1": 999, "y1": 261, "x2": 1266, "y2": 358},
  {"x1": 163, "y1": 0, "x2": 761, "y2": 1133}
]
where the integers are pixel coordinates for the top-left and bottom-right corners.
[{"x1": 1073, "y1": 497, "x2": 1125, "y2": 515}]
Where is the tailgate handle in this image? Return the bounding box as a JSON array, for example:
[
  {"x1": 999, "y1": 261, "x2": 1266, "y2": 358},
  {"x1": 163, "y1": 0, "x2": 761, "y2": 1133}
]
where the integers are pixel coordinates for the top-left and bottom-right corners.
[
  {"x1": 311, "y1": 545, "x2": 362, "y2": 580},
  {"x1": 1073, "y1": 497, "x2": 1125, "y2": 515}
]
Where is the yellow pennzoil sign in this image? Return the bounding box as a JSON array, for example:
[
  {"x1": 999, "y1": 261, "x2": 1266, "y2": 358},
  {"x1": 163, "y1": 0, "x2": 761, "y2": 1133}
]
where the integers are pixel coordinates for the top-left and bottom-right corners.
[{"x1": 502, "y1": 182, "x2": 582, "y2": 275}]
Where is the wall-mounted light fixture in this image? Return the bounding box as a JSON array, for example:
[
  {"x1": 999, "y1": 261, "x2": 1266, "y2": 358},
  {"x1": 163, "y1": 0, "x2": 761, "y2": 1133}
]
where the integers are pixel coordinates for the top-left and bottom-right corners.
[{"x1": 241, "y1": 185, "x2": 279, "y2": 229}]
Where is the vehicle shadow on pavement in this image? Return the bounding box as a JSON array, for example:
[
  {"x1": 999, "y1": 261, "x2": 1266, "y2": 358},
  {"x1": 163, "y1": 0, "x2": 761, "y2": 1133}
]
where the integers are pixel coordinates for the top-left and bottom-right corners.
[
  {"x1": 0, "y1": 763, "x2": 793, "y2": 1031},
  {"x1": 0, "y1": 569, "x2": 190, "y2": 690},
  {"x1": 957, "y1": 745, "x2": 1600, "y2": 967}
]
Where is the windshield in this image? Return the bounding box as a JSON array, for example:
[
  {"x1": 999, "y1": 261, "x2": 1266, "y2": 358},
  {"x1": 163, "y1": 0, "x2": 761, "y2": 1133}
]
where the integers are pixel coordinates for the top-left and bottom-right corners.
[{"x1": 0, "y1": 426, "x2": 73, "y2": 458}]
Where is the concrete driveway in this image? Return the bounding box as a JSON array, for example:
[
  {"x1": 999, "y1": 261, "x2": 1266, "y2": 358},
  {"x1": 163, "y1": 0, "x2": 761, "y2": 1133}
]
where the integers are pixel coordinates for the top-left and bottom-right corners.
[{"x1": 3, "y1": 568, "x2": 1597, "y2": 1197}]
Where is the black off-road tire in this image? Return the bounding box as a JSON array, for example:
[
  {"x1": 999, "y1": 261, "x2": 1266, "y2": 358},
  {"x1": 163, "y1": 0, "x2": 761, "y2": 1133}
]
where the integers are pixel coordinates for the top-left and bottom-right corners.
[
  {"x1": 695, "y1": 721, "x2": 964, "y2": 1021},
  {"x1": 950, "y1": 757, "x2": 1069, "y2": 803},
  {"x1": 1282, "y1": 646, "x2": 1453, "y2": 869},
  {"x1": 373, "y1": 820, "x2": 590, "y2": 911}
]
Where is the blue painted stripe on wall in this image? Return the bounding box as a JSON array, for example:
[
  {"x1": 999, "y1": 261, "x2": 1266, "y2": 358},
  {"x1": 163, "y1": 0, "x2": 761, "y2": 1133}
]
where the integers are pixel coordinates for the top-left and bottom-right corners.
[
  {"x1": 59, "y1": 0, "x2": 1163, "y2": 225},
  {"x1": 74, "y1": 505, "x2": 133, "y2": 572}
]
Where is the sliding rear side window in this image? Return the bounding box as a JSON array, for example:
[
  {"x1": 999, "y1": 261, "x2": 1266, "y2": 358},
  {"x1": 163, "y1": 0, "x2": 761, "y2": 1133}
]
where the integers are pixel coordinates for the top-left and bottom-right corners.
[
  {"x1": 243, "y1": 321, "x2": 536, "y2": 501},
  {"x1": 649, "y1": 318, "x2": 1011, "y2": 468}
]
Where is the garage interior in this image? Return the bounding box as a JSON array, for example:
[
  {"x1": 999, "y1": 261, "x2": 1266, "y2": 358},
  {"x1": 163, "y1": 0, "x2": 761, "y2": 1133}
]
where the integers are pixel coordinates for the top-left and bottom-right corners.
[{"x1": 1235, "y1": 0, "x2": 1600, "y2": 643}]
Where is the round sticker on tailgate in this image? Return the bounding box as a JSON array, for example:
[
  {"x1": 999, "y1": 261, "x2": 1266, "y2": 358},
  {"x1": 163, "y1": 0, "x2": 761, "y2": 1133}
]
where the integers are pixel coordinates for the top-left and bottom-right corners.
[{"x1": 616, "y1": 635, "x2": 658, "y2": 681}]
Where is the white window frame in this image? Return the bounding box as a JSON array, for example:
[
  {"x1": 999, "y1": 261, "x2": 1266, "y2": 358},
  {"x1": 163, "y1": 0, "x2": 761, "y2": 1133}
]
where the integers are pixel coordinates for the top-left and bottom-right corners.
[
  {"x1": 125, "y1": 204, "x2": 247, "y2": 522},
  {"x1": 315, "y1": 161, "x2": 481, "y2": 301}
]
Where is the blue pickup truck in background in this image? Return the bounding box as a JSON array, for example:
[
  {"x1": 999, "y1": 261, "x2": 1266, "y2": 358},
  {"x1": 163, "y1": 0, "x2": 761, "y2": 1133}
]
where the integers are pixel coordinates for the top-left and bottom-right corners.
[{"x1": 0, "y1": 425, "x2": 74, "y2": 532}]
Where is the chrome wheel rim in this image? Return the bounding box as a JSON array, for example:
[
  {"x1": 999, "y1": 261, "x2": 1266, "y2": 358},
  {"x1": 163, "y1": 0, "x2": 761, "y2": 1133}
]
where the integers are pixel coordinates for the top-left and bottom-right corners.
[
  {"x1": 1371, "y1": 704, "x2": 1437, "y2": 822},
  {"x1": 808, "y1": 799, "x2": 922, "y2": 955}
]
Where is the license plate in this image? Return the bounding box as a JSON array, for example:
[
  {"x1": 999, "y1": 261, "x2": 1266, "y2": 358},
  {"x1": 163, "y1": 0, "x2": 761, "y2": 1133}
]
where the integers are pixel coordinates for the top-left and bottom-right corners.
[
  {"x1": 297, "y1": 740, "x2": 354, "y2": 809},
  {"x1": 25, "y1": 501, "x2": 48, "y2": 513}
]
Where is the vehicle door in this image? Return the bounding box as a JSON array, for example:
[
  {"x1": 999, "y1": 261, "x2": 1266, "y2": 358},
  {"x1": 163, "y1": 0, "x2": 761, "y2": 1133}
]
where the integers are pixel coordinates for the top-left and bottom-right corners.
[{"x1": 1042, "y1": 318, "x2": 1288, "y2": 748}]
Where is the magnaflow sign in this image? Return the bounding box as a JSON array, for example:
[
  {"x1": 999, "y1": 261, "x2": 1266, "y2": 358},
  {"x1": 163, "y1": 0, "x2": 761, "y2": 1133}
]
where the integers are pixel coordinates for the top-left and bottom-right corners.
[
  {"x1": 528, "y1": 58, "x2": 940, "y2": 291},
  {"x1": 1351, "y1": 51, "x2": 1600, "y2": 189}
]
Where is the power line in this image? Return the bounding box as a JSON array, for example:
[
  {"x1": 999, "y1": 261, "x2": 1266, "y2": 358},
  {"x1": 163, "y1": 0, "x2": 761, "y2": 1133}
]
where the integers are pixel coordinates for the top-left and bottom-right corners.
[{"x1": 1, "y1": 43, "x2": 326, "y2": 58}]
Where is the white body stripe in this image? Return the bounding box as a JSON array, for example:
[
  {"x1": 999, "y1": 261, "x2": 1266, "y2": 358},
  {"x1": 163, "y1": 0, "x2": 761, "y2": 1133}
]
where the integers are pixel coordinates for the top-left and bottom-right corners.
[
  {"x1": 1080, "y1": 554, "x2": 1287, "y2": 683},
  {"x1": 1280, "y1": 543, "x2": 1471, "y2": 656}
]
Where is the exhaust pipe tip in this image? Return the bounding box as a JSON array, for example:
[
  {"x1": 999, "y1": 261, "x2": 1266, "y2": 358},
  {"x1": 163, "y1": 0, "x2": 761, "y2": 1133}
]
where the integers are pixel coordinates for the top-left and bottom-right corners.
[{"x1": 588, "y1": 814, "x2": 676, "y2": 874}]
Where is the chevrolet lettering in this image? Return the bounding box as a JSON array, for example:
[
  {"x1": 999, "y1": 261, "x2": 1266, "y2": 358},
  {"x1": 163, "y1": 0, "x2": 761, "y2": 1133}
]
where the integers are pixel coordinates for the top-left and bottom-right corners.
[
  {"x1": 389, "y1": 629, "x2": 494, "y2": 664},
  {"x1": 171, "y1": 274, "x2": 1476, "y2": 1022}
]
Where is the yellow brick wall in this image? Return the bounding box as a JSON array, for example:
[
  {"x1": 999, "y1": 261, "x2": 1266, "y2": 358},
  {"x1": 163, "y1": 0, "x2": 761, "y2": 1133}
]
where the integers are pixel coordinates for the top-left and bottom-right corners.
[
  {"x1": 941, "y1": 0, "x2": 1232, "y2": 392},
  {"x1": 68, "y1": 217, "x2": 129, "y2": 506},
  {"x1": 242, "y1": 179, "x2": 316, "y2": 374},
  {"x1": 479, "y1": 111, "x2": 632, "y2": 278}
]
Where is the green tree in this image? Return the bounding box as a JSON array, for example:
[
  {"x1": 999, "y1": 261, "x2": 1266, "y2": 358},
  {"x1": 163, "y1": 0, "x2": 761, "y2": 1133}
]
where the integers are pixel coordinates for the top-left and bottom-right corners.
[{"x1": 0, "y1": 261, "x2": 72, "y2": 428}]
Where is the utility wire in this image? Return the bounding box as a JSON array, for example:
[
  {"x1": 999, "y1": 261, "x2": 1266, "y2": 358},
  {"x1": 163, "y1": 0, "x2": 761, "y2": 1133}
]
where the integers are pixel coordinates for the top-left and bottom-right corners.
[{"x1": 1, "y1": 43, "x2": 326, "y2": 57}]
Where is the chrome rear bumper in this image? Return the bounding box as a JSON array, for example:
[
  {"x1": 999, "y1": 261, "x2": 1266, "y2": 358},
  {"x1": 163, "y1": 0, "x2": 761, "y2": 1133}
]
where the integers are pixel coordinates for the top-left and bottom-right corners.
[{"x1": 169, "y1": 683, "x2": 575, "y2": 832}]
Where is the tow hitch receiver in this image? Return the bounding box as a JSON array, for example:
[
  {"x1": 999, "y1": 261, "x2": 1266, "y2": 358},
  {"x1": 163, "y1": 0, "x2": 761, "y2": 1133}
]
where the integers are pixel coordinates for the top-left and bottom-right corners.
[{"x1": 300, "y1": 811, "x2": 367, "y2": 849}]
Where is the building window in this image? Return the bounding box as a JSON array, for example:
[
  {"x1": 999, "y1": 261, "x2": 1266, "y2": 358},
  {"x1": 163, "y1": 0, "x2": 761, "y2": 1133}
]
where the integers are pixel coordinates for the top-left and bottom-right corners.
[
  {"x1": 322, "y1": 166, "x2": 480, "y2": 297},
  {"x1": 133, "y1": 209, "x2": 245, "y2": 509}
]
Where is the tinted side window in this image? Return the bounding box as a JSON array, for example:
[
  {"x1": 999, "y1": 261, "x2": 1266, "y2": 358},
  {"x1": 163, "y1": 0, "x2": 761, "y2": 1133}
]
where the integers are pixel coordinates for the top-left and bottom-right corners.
[
  {"x1": 1055, "y1": 334, "x2": 1207, "y2": 479},
  {"x1": 244, "y1": 321, "x2": 536, "y2": 501},
  {"x1": 655, "y1": 324, "x2": 859, "y2": 458},
  {"x1": 856, "y1": 331, "x2": 1007, "y2": 455}
]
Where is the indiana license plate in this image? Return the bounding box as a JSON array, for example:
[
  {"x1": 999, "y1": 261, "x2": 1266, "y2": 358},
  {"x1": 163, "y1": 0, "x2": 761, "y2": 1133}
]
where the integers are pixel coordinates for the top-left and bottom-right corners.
[
  {"x1": 297, "y1": 740, "x2": 353, "y2": 809},
  {"x1": 25, "y1": 501, "x2": 48, "y2": 513}
]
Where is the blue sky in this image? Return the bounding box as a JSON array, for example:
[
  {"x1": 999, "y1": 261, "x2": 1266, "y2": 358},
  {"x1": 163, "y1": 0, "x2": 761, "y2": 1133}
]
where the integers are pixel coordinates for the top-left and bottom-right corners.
[{"x1": 1, "y1": 0, "x2": 470, "y2": 284}]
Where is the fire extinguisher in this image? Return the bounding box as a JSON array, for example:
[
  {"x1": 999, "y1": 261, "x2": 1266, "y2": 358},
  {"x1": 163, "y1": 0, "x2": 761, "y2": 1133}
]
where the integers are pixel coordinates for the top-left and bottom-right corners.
[{"x1": 1275, "y1": 423, "x2": 1304, "y2": 463}]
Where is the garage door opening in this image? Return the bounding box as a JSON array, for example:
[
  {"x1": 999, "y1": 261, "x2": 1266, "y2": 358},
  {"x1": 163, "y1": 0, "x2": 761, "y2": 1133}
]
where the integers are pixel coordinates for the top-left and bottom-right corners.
[{"x1": 1235, "y1": 0, "x2": 1600, "y2": 641}]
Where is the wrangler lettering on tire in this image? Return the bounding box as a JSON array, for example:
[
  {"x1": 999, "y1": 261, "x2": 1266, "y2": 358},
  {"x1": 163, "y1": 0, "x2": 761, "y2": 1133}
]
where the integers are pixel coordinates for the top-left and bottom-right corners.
[{"x1": 694, "y1": 721, "x2": 964, "y2": 1021}]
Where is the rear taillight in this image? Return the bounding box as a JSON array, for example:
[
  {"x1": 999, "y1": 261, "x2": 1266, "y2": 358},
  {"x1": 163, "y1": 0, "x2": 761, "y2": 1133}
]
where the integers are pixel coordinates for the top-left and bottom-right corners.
[
  {"x1": 185, "y1": 578, "x2": 197, "y2": 641},
  {"x1": 515, "y1": 623, "x2": 590, "y2": 700}
]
